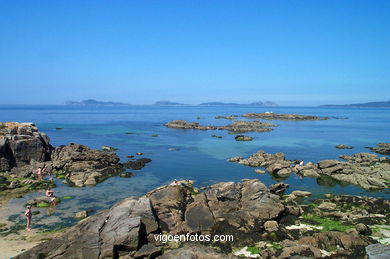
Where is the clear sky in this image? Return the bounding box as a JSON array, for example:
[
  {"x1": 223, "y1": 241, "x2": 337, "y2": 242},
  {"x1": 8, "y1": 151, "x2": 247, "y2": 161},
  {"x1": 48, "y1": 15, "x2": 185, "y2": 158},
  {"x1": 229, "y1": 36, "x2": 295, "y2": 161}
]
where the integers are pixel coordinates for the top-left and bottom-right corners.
[{"x1": 0, "y1": 0, "x2": 389, "y2": 106}]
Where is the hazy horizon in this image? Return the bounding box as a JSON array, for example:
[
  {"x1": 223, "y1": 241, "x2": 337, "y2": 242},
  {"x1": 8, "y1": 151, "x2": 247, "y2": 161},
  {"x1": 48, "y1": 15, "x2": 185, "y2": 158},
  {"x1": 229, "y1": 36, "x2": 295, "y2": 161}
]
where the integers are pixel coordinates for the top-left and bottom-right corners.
[{"x1": 1, "y1": 1, "x2": 389, "y2": 106}]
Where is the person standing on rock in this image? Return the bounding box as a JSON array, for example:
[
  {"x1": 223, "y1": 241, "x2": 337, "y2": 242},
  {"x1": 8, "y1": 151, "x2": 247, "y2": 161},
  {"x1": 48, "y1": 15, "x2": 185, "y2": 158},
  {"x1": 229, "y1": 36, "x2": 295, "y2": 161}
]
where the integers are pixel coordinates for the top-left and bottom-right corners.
[{"x1": 25, "y1": 205, "x2": 32, "y2": 231}]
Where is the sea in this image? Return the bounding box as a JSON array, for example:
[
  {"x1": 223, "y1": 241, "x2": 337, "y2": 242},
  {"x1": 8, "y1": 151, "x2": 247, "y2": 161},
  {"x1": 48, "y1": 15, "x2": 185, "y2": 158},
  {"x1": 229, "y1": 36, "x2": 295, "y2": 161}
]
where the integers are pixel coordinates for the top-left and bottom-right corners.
[{"x1": 0, "y1": 105, "x2": 389, "y2": 232}]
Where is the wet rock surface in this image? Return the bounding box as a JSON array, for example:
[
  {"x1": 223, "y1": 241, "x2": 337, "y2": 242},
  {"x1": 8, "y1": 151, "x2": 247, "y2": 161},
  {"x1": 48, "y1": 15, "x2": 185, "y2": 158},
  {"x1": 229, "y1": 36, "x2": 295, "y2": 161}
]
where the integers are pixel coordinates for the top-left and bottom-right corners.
[
  {"x1": 15, "y1": 181, "x2": 389, "y2": 259},
  {"x1": 164, "y1": 120, "x2": 277, "y2": 132},
  {"x1": 242, "y1": 112, "x2": 328, "y2": 120}
]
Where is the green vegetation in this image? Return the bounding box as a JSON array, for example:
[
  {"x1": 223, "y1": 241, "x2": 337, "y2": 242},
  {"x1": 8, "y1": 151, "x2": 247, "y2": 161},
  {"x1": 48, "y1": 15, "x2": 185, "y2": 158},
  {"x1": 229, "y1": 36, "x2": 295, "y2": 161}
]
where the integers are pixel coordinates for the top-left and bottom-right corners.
[
  {"x1": 271, "y1": 242, "x2": 283, "y2": 250},
  {"x1": 36, "y1": 202, "x2": 50, "y2": 208},
  {"x1": 301, "y1": 214, "x2": 353, "y2": 232},
  {"x1": 62, "y1": 196, "x2": 73, "y2": 199},
  {"x1": 246, "y1": 246, "x2": 261, "y2": 255}
]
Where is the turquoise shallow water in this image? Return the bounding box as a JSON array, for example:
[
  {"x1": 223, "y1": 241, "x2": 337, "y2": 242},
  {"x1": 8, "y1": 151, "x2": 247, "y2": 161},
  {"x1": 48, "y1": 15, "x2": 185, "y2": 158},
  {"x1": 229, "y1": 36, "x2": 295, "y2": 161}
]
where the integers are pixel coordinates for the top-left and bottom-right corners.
[{"x1": 0, "y1": 105, "x2": 389, "y2": 231}]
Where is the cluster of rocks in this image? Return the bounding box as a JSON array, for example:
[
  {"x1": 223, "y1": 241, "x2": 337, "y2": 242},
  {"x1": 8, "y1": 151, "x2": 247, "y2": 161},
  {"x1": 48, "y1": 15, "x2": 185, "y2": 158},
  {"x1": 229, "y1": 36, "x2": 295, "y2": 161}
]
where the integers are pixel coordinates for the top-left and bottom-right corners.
[
  {"x1": 229, "y1": 151, "x2": 293, "y2": 178},
  {"x1": 164, "y1": 120, "x2": 277, "y2": 133},
  {"x1": 242, "y1": 112, "x2": 328, "y2": 120},
  {"x1": 15, "y1": 179, "x2": 388, "y2": 259},
  {"x1": 0, "y1": 122, "x2": 53, "y2": 171},
  {"x1": 229, "y1": 150, "x2": 390, "y2": 189},
  {"x1": 368, "y1": 143, "x2": 390, "y2": 155},
  {"x1": 51, "y1": 143, "x2": 124, "y2": 187},
  {"x1": 0, "y1": 122, "x2": 151, "y2": 190}
]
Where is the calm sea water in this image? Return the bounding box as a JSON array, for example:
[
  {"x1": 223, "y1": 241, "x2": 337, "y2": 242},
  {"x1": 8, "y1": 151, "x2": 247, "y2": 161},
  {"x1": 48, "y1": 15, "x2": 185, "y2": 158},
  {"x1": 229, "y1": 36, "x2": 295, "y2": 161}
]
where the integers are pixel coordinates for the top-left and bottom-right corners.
[{"x1": 0, "y1": 105, "x2": 389, "y2": 231}]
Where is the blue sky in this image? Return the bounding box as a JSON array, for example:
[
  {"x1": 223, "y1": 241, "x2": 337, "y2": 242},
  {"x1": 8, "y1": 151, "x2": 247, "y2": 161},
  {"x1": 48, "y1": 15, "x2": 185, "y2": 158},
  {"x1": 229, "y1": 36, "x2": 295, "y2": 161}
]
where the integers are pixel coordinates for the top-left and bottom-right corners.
[{"x1": 0, "y1": 0, "x2": 389, "y2": 106}]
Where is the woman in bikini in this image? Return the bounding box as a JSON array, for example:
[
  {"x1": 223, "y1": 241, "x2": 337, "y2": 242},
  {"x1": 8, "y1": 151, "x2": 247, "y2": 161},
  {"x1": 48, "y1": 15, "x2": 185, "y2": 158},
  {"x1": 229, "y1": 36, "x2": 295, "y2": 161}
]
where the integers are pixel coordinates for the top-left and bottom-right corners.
[{"x1": 25, "y1": 205, "x2": 32, "y2": 231}]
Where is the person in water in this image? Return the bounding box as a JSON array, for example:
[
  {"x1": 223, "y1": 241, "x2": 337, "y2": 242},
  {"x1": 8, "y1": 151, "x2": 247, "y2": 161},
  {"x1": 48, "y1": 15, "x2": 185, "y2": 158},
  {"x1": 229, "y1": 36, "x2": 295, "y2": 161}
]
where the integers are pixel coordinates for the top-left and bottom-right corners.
[
  {"x1": 36, "y1": 167, "x2": 42, "y2": 181},
  {"x1": 45, "y1": 188, "x2": 56, "y2": 205},
  {"x1": 25, "y1": 205, "x2": 32, "y2": 231}
]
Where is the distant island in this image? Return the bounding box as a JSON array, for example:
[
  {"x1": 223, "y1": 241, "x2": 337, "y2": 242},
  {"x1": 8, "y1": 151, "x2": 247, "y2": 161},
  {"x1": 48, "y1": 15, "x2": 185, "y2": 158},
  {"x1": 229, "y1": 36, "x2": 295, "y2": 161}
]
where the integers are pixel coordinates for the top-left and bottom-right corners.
[
  {"x1": 320, "y1": 100, "x2": 390, "y2": 108},
  {"x1": 153, "y1": 101, "x2": 187, "y2": 106},
  {"x1": 199, "y1": 101, "x2": 278, "y2": 106},
  {"x1": 65, "y1": 99, "x2": 131, "y2": 106},
  {"x1": 65, "y1": 99, "x2": 278, "y2": 107}
]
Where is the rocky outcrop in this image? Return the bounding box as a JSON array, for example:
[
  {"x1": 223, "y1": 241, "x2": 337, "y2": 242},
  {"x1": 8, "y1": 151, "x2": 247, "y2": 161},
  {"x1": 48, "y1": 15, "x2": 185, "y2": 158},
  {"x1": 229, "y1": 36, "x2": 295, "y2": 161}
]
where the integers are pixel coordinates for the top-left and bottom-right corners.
[
  {"x1": 336, "y1": 144, "x2": 354, "y2": 149},
  {"x1": 123, "y1": 158, "x2": 152, "y2": 170},
  {"x1": 0, "y1": 122, "x2": 53, "y2": 171},
  {"x1": 164, "y1": 120, "x2": 277, "y2": 133},
  {"x1": 16, "y1": 181, "x2": 386, "y2": 259},
  {"x1": 15, "y1": 179, "x2": 285, "y2": 258},
  {"x1": 51, "y1": 143, "x2": 124, "y2": 187},
  {"x1": 242, "y1": 112, "x2": 328, "y2": 120},
  {"x1": 234, "y1": 135, "x2": 253, "y2": 141},
  {"x1": 368, "y1": 143, "x2": 390, "y2": 155},
  {"x1": 230, "y1": 150, "x2": 390, "y2": 189},
  {"x1": 229, "y1": 150, "x2": 292, "y2": 178}
]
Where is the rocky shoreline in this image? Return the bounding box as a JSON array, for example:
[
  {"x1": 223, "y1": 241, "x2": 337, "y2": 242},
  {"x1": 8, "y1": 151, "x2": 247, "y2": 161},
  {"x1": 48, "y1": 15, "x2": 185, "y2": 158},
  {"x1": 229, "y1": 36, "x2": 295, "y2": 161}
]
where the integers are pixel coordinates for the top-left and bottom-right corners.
[
  {"x1": 229, "y1": 150, "x2": 390, "y2": 190},
  {"x1": 0, "y1": 123, "x2": 151, "y2": 192},
  {"x1": 14, "y1": 179, "x2": 390, "y2": 258}
]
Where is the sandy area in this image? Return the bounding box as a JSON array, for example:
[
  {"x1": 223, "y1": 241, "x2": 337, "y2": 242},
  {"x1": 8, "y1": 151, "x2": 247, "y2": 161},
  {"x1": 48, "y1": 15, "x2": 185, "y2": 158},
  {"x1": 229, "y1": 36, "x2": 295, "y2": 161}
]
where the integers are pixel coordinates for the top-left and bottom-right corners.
[{"x1": 0, "y1": 230, "x2": 42, "y2": 259}]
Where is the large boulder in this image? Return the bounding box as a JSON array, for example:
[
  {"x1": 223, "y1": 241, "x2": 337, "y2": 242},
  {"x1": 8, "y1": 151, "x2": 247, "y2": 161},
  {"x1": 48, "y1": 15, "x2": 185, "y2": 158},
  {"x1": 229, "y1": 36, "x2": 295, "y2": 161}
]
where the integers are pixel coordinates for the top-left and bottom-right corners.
[
  {"x1": 15, "y1": 196, "x2": 158, "y2": 259},
  {"x1": 0, "y1": 122, "x2": 53, "y2": 171}
]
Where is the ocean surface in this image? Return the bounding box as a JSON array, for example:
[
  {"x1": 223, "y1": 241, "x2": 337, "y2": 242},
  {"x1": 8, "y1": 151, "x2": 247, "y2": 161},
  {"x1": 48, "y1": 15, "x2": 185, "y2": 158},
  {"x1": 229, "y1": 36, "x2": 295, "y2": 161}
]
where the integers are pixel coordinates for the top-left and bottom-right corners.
[{"x1": 0, "y1": 105, "x2": 389, "y2": 232}]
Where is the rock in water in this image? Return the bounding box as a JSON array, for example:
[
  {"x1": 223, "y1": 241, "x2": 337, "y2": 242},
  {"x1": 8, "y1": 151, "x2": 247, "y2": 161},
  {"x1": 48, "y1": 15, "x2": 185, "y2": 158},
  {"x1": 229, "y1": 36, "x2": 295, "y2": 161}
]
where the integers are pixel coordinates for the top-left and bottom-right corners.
[
  {"x1": 368, "y1": 143, "x2": 390, "y2": 155},
  {"x1": 123, "y1": 158, "x2": 152, "y2": 170},
  {"x1": 51, "y1": 143, "x2": 123, "y2": 187},
  {"x1": 242, "y1": 112, "x2": 328, "y2": 120},
  {"x1": 234, "y1": 135, "x2": 254, "y2": 141},
  {"x1": 336, "y1": 144, "x2": 354, "y2": 149},
  {"x1": 0, "y1": 122, "x2": 53, "y2": 171}
]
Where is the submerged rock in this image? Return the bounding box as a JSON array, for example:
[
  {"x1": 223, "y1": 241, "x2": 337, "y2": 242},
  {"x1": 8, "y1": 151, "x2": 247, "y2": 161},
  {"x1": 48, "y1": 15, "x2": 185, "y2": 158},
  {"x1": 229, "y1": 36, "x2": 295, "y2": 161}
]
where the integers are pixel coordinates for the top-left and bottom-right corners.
[
  {"x1": 123, "y1": 158, "x2": 152, "y2": 170},
  {"x1": 215, "y1": 115, "x2": 239, "y2": 120}
]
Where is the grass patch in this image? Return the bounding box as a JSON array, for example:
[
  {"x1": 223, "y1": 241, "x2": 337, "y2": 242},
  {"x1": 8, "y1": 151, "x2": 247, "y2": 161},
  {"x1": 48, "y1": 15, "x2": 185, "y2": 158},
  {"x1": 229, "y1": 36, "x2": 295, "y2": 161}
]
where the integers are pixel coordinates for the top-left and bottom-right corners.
[
  {"x1": 246, "y1": 246, "x2": 261, "y2": 254},
  {"x1": 301, "y1": 214, "x2": 353, "y2": 232}
]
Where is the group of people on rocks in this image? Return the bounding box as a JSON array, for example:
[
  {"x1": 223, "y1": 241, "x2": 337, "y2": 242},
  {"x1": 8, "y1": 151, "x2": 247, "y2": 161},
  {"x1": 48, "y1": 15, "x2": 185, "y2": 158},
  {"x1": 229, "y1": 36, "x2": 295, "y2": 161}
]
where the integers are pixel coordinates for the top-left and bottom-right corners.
[{"x1": 24, "y1": 166, "x2": 57, "y2": 231}]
